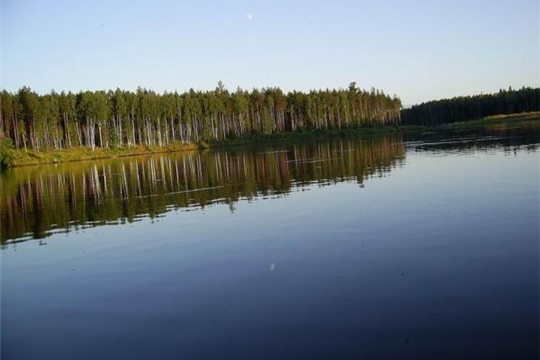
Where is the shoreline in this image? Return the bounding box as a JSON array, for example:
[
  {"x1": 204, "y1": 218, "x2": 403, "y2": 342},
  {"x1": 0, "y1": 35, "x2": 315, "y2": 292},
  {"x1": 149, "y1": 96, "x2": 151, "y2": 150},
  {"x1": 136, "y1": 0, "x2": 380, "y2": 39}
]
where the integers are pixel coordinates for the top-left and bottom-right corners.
[
  {"x1": 1, "y1": 112, "x2": 538, "y2": 169},
  {"x1": 1, "y1": 125, "x2": 413, "y2": 168}
]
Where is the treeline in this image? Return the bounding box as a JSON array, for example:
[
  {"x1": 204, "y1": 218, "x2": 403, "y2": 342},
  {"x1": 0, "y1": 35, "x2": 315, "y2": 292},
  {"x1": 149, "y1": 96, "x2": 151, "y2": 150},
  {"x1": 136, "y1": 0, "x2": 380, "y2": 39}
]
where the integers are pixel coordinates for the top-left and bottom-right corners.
[
  {"x1": 401, "y1": 87, "x2": 540, "y2": 126},
  {"x1": 1, "y1": 136, "x2": 405, "y2": 242},
  {"x1": 0, "y1": 82, "x2": 401, "y2": 150}
]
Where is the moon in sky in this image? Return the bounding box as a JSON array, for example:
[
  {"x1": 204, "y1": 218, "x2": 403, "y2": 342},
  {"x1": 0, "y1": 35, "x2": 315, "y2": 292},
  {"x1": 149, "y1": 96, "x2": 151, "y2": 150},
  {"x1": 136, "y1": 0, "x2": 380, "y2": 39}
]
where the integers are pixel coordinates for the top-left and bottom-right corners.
[{"x1": 247, "y1": 13, "x2": 252, "y2": 20}]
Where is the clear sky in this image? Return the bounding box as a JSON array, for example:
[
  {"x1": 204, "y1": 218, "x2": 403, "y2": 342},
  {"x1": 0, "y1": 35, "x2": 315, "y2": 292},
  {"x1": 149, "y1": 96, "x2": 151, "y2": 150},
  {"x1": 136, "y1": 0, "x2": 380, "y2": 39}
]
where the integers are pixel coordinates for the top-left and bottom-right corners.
[{"x1": 2, "y1": 0, "x2": 538, "y2": 105}]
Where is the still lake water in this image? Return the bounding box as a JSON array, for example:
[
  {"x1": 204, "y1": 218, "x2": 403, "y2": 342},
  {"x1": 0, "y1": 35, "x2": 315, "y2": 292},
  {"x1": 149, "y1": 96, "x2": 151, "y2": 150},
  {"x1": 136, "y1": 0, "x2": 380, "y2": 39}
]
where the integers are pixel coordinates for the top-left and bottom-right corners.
[{"x1": 1, "y1": 121, "x2": 539, "y2": 359}]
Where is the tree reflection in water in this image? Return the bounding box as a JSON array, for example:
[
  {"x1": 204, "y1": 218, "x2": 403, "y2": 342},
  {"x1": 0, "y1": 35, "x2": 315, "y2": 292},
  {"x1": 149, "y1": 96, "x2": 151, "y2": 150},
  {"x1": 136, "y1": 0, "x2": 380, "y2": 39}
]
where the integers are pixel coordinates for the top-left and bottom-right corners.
[{"x1": 1, "y1": 136, "x2": 406, "y2": 243}]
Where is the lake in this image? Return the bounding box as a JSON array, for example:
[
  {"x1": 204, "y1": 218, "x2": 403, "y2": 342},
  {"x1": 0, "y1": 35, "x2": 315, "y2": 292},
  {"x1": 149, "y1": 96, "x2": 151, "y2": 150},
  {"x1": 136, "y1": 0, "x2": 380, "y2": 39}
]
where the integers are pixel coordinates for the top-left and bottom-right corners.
[{"x1": 1, "y1": 121, "x2": 539, "y2": 359}]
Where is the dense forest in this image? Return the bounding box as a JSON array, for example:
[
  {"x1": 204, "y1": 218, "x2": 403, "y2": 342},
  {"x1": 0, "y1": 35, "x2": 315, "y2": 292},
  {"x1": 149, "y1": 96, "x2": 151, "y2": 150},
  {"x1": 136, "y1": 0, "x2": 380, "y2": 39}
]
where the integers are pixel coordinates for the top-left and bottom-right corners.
[
  {"x1": 401, "y1": 87, "x2": 540, "y2": 126},
  {"x1": 0, "y1": 82, "x2": 401, "y2": 151},
  {"x1": 1, "y1": 136, "x2": 405, "y2": 242}
]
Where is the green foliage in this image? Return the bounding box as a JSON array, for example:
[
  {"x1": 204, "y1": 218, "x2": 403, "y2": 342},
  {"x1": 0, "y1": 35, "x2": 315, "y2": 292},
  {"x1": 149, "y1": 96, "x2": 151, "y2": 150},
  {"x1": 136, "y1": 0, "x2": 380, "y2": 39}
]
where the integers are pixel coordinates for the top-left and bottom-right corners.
[{"x1": 0, "y1": 137, "x2": 14, "y2": 167}]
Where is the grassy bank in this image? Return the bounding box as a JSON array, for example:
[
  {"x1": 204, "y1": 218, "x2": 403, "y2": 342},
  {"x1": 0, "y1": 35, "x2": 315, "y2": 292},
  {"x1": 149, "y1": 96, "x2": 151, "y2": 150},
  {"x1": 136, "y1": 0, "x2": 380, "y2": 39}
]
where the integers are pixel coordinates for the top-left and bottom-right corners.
[
  {"x1": 1, "y1": 142, "x2": 199, "y2": 168},
  {"x1": 439, "y1": 111, "x2": 539, "y2": 129}
]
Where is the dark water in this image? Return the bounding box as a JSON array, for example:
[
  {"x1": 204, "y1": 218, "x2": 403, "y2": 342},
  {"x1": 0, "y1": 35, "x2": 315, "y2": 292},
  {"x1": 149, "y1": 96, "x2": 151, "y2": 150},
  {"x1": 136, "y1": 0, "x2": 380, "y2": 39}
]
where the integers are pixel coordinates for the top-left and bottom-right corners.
[{"x1": 1, "y1": 121, "x2": 539, "y2": 359}]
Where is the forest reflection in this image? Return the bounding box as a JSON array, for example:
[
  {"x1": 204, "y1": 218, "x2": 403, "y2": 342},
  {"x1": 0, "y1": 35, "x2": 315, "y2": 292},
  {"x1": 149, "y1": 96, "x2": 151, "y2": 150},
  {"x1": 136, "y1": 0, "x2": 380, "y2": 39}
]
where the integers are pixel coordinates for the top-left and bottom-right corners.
[{"x1": 1, "y1": 135, "x2": 406, "y2": 243}]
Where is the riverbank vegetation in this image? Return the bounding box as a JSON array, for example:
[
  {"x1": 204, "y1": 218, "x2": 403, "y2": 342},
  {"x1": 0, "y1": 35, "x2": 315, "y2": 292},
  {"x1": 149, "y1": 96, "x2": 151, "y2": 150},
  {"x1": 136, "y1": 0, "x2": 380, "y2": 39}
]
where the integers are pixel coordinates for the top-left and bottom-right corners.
[
  {"x1": 439, "y1": 111, "x2": 539, "y2": 129},
  {"x1": 0, "y1": 140, "x2": 200, "y2": 168},
  {"x1": 0, "y1": 124, "x2": 413, "y2": 168}
]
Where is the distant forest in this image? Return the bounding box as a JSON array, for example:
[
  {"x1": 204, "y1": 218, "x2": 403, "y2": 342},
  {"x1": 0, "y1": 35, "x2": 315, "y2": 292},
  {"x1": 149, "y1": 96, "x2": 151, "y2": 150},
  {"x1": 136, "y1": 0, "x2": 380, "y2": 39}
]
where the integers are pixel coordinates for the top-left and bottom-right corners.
[
  {"x1": 401, "y1": 87, "x2": 540, "y2": 126},
  {"x1": 0, "y1": 83, "x2": 401, "y2": 150}
]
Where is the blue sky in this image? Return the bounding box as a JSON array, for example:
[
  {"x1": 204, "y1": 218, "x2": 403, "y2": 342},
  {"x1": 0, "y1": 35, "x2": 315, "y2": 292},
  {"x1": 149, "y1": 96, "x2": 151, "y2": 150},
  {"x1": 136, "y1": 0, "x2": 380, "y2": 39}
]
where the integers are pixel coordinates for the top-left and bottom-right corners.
[{"x1": 2, "y1": 0, "x2": 538, "y2": 104}]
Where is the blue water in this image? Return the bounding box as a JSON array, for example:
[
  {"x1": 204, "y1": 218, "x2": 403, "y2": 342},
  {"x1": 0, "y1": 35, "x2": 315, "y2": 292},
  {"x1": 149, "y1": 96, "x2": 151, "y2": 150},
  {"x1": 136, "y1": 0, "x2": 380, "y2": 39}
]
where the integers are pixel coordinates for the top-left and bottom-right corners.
[{"x1": 2, "y1": 125, "x2": 539, "y2": 359}]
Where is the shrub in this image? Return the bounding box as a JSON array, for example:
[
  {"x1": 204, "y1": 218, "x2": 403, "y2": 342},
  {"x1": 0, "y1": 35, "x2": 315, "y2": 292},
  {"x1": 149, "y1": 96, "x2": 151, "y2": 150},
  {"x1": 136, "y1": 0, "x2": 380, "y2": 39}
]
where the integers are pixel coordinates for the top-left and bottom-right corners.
[{"x1": 0, "y1": 137, "x2": 14, "y2": 167}]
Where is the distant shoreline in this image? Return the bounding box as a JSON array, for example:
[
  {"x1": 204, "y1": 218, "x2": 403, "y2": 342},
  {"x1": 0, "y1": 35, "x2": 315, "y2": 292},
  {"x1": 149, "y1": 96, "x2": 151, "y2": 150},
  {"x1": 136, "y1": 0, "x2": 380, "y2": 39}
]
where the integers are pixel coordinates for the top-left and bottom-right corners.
[{"x1": 1, "y1": 112, "x2": 538, "y2": 169}]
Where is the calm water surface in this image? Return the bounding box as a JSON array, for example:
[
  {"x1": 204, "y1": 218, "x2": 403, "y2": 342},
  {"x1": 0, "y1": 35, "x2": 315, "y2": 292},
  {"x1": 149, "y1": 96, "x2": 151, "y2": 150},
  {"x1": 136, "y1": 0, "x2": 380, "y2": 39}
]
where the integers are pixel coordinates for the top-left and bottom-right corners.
[{"x1": 1, "y1": 121, "x2": 539, "y2": 359}]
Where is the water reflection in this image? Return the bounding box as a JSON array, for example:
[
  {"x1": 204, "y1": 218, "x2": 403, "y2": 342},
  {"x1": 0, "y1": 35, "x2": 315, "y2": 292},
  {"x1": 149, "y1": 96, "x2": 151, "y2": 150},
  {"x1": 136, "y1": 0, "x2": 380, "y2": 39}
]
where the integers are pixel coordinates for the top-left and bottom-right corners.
[
  {"x1": 2, "y1": 120, "x2": 538, "y2": 244},
  {"x1": 1, "y1": 136, "x2": 405, "y2": 243}
]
